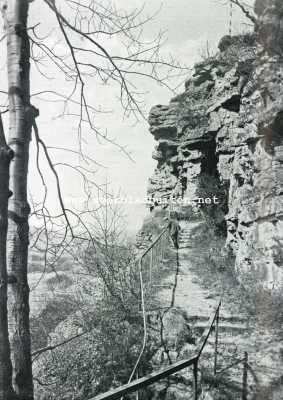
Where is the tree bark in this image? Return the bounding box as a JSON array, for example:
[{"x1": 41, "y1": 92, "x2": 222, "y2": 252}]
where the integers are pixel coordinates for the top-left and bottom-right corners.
[
  {"x1": 0, "y1": 116, "x2": 16, "y2": 400},
  {"x1": 1, "y1": 1, "x2": 34, "y2": 399}
]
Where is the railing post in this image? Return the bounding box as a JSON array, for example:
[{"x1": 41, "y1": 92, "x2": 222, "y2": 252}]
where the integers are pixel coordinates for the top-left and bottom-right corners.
[
  {"x1": 136, "y1": 372, "x2": 139, "y2": 400},
  {"x1": 214, "y1": 307, "x2": 220, "y2": 375},
  {"x1": 138, "y1": 259, "x2": 142, "y2": 311},
  {"x1": 161, "y1": 235, "x2": 164, "y2": 260},
  {"x1": 150, "y1": 248, "x2": 153, "y2": 285},
  {"x1": 158, "y1": 240, "x2": 161, "y2": 263},
  {"x1": 242, "y1": 352, "x2": 248, "y2": 400},
  {"x1": 193, "y1": 359, "x2": 198, "y2": 400}
]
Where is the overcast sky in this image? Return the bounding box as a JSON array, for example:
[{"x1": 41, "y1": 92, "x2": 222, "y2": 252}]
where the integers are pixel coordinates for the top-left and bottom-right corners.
[{"x1": 0, "y1": 0, "x2": 254, "y2": 233}]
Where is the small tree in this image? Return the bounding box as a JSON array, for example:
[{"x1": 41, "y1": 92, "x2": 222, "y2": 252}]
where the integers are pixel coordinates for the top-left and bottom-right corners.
[
  {"x1": 0, "y1": 1, "x2": 186, "y2": 398},
  {"x1": 31, "y1": 199, "x2": 156, "y2": 399}
]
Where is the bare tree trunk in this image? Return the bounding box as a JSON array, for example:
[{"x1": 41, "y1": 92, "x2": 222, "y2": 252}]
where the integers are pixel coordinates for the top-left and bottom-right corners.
[
  {"x1": 0, "y1": 117, "x2": 16, "y2": 400},
  {"x1": 1, "y1": 1, "x2": 34, "y2": 399}
]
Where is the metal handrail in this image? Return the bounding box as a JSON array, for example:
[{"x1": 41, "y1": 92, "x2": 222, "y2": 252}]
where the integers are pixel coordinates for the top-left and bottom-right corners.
[
  {"x1": 198, "y1": 301, "x2": 221, "y2": 357},
  {"x1": 193, "y1": 300, "x2": 221, "y2": 400},
  {"x1": 89, "y1": 299, "x2": 222, "y2": 400},
  {"x1": 90, "y1": 356, "x2": 198, "y2": 400},
  {"x1": 87, "y1": 225, "x2": 249, "y2": 400},
  {"x1": 139, "y1": 224, "x2": 170, "y2": 259},
  {"x1": 126, "y1": 224, "x2": 171, "y2": 385}
]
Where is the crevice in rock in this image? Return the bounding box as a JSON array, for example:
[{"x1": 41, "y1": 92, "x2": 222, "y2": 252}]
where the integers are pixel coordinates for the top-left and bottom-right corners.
[
  {"x1": 200, "y1": 135, "x2": 218, "y2": 177},
  {"x1": 197, "y1": 134, "x2": 229, "y2": 236},
  {"x1": 259, "y1": 110, "x2": 283, "y2": 155},
  {"x1": 222, "y1": 94, "x2": 241, "y2": 113}
]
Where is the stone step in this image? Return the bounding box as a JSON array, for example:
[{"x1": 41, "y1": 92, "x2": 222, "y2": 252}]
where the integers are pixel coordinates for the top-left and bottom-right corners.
[
  {"x1": 193, "y1": 322, "x2": 247, "y2": 335},
  {"x1": 200, "y1": 347, "x2": 246, "y2": 363},
  {"x1": 185, "y1": 315, "x2": 209, "y2": 323},
  {"x1": 207, "y1": 336, "x2": 250, "y2": 347},
  {"x1": 185, "y1": 314, "x2": 248, "y2": 325},
  {"x1": 220, "y1": 315, "x2": 248, "y2": 324}
]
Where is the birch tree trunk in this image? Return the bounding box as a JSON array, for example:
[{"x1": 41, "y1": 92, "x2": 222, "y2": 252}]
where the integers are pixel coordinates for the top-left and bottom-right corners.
[
  {"x1": 0, "y1": 117, "x2": 16, "y2": 400},
  {"x1": 1, "y1": 1, "x2": 34, "y2": 399}
]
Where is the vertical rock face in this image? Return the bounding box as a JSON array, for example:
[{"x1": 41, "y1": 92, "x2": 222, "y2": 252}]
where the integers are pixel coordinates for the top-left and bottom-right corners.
[
  {"x1": 250, "y1": 0, "x2": 283, "y2": 285},
  {"x1": 147, "y1": 1, "x2": 283, "y2": 287}
]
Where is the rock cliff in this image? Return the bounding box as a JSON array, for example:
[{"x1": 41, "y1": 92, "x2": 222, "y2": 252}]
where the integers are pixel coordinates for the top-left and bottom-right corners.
[{"x1": 147, "y1": 1, "x2": 283, "y2": 288}]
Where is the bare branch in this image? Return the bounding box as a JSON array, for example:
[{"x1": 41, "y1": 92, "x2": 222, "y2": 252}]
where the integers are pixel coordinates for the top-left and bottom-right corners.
[
  {"x1": 231, "y1": 0, "x2": 257, "y2": 24},
  {"x1": 32, "y1": 120, "x2": 74, "y2": 237},
  {"x1": 32, "y1": 331, "x2": 86, "y2": 360}
]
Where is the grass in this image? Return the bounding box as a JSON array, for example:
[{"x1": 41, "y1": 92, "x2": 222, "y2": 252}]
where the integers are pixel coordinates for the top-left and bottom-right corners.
[
  {"x1": 241, "y1": 281, "x2": 283, "y2": 335},
  {"x1": 188, "y1": 220, "x2": 283, "y2": 339},
  {"x1": 187, "y1": 224, "x2": 239, "y2": 300}
]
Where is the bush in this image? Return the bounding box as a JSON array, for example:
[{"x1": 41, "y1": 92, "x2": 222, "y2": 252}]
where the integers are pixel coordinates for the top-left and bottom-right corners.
[
  {"x1": 31, "y1": 295, "x2": 77, "y2": 351},
  {"x1": 33, "y1": 238, "x2": 161, "y2": 400},
  {"x1": 192, "y1": 33, "x2": 256, "y2": 86},
  {"x1": 34, "y1": 289, "x2": 158, "y2": 400},
  {"x1": 241, "y1": 282, "x2": 283, "y2": 335}
]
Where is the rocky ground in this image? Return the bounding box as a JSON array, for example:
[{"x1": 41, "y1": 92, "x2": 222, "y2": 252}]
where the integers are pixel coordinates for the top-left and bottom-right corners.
[{"x1": 145, "y1": 218, "x2": 283, "y2": 400}]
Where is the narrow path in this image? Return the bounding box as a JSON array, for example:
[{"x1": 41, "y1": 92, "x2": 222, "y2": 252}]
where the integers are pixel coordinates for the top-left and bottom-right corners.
[
  {"x1": 155, "y1": 220, "x2": 283, "y2": 399},
  {"x1": 159, "y1": 220, "x2": 246, "y2": 320}
]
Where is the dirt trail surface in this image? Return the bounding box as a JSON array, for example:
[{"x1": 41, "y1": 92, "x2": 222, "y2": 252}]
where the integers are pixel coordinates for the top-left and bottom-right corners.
[{"x1": 155, "y1": 220, "x2": 283, "y2": 399}]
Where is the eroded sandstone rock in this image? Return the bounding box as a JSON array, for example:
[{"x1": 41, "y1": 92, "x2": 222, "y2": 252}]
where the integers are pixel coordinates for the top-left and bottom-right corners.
[{"x1": 146, "y1": 2, "x2": 283, "y2": 288}]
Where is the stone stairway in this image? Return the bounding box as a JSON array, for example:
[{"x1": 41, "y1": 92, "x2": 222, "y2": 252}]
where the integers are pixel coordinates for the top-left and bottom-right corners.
[
  {"x1": 155, "y1": 220, "x2": 283, "y2": 399},
  {"x1": 142, "y1": 218, "x2": 283, "y2": 399},
  {"x1": 180, "y1": 222, "x2": 283, "y2": 398}
]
